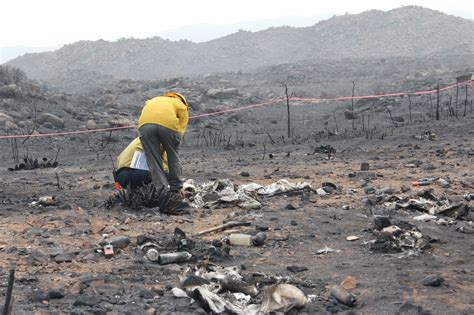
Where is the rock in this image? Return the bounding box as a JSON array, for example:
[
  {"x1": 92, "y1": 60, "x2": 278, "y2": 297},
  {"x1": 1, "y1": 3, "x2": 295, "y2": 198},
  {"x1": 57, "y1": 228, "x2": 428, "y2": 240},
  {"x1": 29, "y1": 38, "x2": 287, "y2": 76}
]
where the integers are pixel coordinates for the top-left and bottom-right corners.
[
  {"x1": 86, "y1": 120, "x2": 109, "y2": 130},
  {"x1": 95, "y1": 94, "x2": 123, "y2": 108},
  {"x1": 376, "y1": 187, "x2": 395, "y2": 195},
  {"x1": 423, "y1": 164, "x2": 436, "y2": 170},
  {"x1": 437, "y1": 178, "x2": 450, "y2": 188},
  {"x1": 43, "y1": 122, "x2": 54, "y2": 129},
  {"x1": 146, "y1": 308, "x2": 157, "y2": 315},
  {"x1": 400, "y1": 185, "x2": 411, "y2": 193},
  {"x1": 76, "y1": 249, "x2": 98, "y2": 261},
  {"x1": 86, "y1": 119, "x2": 99, "y2": 130},
  {"x1": 48, "y1": 248, "x2": 65, "y2": 258},
  {"x1": 396, "y1": 301, "x2": 431, "y2": 314},
  {"x1": 25, "y1": 227, "x2": 47, "y2": 236},
  {"x1": 285, "y1": 203, "x2": 297, "y2": 210},
  {"x1": 365, "y1": 187, "x2": 376, "y2": 194},
  {"x1": 290, "y1": 220, "x2": 298, "y2": 226},
  {"x1": 99, "y1": 236, "x2": 131, "y2": 249},
  {"x1": 28, "y1": 250, "x2": 49, "y2": 265},
  {"x1": 31, "y1": 290, "x2": 49, "y2": 302},
  {"x1": 3, "y1": 120, "x2": 18, "y2": 131},
  {"x1": 206, "y1": 88, "x2": 239, "y2": 99},
  {"x1": 346, "y1": 236, "x2": 359, "y2": 241},
  {"x1": 37, "y1": 113, "x2": 65, "y2": 129},
  {"x1": 0, "y1": 112, "x2": 14, "y2": 126},
  {"x1": 422, "y1": 274, "x2": 444, "y2": 287},
  {"x1": 54, "y1": 253, "x2": 76, "y2": 263},
  {"x1": 240, "y1": 171, "x2": 250, "y2": 177},
  {"x1": 31, "y1": 289, "x2": 65, "y2": 301},
  {"x1": 139, "y1": 289, "x2": 155, "y2": 299},
  {"x1": 74, "y1": 294, "x2": 100, "y2": 307},
  {"x1": 70, "y1": 281, "x2": 85, "y2": 295},
  {"x1": 64, "y1": 103, "x2": 77, "y2": 115},
  {"x1": 374, "y1": 216, "x2": 391, "y2": 230},
  {"x1": 256, "y1": 225, "x2": 269, "y2": 231},
  {"x1": 109, "y1": 117, "x2": 133, "y2": 127},
  {"x1": 413, "y1": 214, "x2": 437, "y2": 221},
  {"x1": 316, "y1": 188, "x2": 328, "y2": 195},
  {"x1": 350, "y1": 171, "x2": 377, "y2": 180},
  {"x1": 48, "y1": 289, "x2": 65, "y2": 299},
  {"x1": 287, "y1": 265, "x2": 308, "y2": 273},
  {"x1": 360, "y1": 162, "x2": 370, "y2": 171}
]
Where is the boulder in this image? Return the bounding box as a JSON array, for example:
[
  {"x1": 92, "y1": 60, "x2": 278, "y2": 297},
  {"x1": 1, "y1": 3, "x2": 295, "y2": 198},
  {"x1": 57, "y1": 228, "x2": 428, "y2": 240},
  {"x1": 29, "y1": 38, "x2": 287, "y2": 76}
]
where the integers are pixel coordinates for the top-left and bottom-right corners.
[
  {"x1": 109, "y1": 117, "x2": 134, "y2": 127},
  {"x1": 7, "y1": 110, "x2": 23, "y2": 120},
  {"x1": 63, "y1": 104, "x2": 77, "y2": 115},
  {"x1": 0, "y1": 112, "x2": 14, "y2": 126},
  {"x1": 37, "y1": 113, "x2": 65, "y2": 129},
  {"x1": 85, "y1": 120, "x2": 109, "y2": 130},
  {"x1": 206, "y1": 88, "x2": 239, "y2": 99},
  {"x1": 3, "y1": 120, "x2": 19, "y2": 131},
  {"x1": 95, "y1": 94, "x2": 123, "y2": 108}
]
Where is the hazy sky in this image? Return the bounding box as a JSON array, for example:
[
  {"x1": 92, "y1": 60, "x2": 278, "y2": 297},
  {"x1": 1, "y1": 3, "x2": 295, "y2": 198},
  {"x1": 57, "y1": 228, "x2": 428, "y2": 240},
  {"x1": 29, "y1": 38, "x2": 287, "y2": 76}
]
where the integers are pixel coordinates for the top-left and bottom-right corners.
[{"x1": 0, "y1": 0, "x2": 472, "y2": 47}]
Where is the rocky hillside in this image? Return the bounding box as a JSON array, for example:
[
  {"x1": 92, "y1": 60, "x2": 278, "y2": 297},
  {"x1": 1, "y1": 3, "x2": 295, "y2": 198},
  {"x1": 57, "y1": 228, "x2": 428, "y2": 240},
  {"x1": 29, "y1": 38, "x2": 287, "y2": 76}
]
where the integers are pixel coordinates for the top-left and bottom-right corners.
[{"x1": 6, "y1": 6, "x2": 474, "y2": 93}]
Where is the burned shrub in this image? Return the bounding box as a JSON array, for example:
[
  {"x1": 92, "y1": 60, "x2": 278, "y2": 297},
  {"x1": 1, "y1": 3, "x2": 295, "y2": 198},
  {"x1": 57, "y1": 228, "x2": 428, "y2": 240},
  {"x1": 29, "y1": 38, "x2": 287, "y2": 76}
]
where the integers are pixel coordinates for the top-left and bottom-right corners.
[
  {"x1": 8, "y1": 157, "x2": 59, "y2": 171},
  {"x1": 105, "y1": 183, "x2": 161, "y2": 209},
  {"x1": 0, "y1": 84, "x2": 22, "y2": 99},
  {"x1": 0, "y1": 65, "x2": 26, "y2": 85}
]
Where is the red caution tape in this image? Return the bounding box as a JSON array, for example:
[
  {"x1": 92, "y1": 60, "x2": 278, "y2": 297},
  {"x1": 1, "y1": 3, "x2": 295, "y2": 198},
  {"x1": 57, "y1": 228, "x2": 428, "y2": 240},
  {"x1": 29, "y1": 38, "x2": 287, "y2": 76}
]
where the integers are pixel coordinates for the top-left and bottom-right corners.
[{"x1": 0, "y1": 81, "x2": 470, "y2": 140}]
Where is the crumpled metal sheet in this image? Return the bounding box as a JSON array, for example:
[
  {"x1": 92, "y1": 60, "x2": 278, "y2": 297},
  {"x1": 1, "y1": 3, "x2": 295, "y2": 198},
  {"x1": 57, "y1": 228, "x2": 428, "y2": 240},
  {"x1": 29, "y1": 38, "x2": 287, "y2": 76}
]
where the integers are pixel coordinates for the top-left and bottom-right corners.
[
  {"x1": 394, "y1": 190, "x2": 469, "y2": 218},
  {"x1": 256, "y1": 179, "x2": 311, "y2": 196},
  {"x1": 255, "y1": 284, "x2": 308, "y2": 314},
  {"x1": 174, "y1": 264, "x2": 308, "y2": 314},
  {"x1": 184, "y1": 179, "x2": 312, "y2": 210}
]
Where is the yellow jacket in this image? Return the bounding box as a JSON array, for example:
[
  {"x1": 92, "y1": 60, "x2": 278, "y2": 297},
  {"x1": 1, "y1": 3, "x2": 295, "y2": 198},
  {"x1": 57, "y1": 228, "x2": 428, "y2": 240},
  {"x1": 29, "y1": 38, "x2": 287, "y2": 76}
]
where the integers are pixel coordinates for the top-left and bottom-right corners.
[
  {"x1": 138, "y1": 95, "x2": 189, "y2": 135},
  {"x1": 116, "y1": 137, "x2": 168, "y2": 171}
]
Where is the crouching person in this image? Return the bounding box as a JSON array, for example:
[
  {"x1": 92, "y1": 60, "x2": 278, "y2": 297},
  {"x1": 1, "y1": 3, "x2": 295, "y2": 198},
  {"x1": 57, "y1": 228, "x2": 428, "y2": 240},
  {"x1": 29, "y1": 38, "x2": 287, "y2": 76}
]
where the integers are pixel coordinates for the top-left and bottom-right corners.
[
  {"x1": 115, "y1": 137, "x2": 168, "y2": 189},
  {"x1": 138, "y1": 92, "x2": 189, "y2": 213}
]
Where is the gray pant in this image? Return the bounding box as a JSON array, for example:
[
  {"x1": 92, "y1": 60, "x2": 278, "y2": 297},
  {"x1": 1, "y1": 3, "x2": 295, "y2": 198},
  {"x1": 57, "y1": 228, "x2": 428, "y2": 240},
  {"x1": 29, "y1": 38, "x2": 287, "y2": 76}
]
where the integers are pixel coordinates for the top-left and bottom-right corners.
[{"x1": 139, "y1": 124, "x2": 182, "y2": 192}]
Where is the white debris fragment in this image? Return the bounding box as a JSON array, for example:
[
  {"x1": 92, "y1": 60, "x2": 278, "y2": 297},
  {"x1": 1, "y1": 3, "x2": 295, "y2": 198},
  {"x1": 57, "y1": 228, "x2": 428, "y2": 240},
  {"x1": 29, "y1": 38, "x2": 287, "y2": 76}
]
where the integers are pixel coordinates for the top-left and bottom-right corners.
[
  {"x1": 172, "y1": 287, "x2": 189, "y2": 298},
  {"x1": 233, "y1": 292, "x2": 251, "y2": 303},
  {"x1": 346, "y1": 236, "x2": 359, "y2": 241},
  {"x1": 257, "y1": 284, "x2": 308, "y2": 314},
  {"x1": 316, "y1": 188, "x2": 327, "y2": 195},
  {"x1": 413, "y1": 214, "x2": 437, "y2": 221},
  {"x1": 316, "y1": 246, "x2": 341, "y2": 254}
]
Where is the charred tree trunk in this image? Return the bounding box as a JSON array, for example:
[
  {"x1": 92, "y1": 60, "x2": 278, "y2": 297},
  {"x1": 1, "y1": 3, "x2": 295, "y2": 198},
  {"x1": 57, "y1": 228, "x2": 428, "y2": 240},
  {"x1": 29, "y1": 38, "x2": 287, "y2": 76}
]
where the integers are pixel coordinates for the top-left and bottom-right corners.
[
  {"x1": 283, "y1": 84, "x2": 291, "y2": 138},
  {"x1": 436, "y1": 84, "x2": 440, "y2": 121},
  {"x1": 408, "y1": 95, "x2": 412, "y2": 123},
  {"x1": 351, "y1": 81, "x2": 355, "y2": 130}
]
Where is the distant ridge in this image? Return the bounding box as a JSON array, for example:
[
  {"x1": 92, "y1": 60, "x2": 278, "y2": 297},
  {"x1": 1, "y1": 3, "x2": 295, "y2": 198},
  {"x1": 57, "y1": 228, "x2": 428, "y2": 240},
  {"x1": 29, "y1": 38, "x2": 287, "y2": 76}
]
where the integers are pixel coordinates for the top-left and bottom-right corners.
[{"x1": 7, "y1": 6, "x2": 474, "y2": 92}]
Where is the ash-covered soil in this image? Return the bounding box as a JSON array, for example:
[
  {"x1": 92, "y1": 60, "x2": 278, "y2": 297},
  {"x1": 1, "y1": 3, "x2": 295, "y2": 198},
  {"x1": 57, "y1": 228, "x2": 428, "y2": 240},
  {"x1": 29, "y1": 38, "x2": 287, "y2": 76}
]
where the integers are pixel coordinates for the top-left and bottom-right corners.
[{"x1": 0, "y1": 103, "x2": 473, "y2": 314}]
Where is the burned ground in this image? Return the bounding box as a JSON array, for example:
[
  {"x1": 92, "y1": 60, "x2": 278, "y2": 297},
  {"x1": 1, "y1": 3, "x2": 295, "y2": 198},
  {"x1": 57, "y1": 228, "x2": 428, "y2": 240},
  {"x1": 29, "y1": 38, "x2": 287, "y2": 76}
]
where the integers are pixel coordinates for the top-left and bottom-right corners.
[{"x1": 0, "y1": 97, "x2": 473, "y2": 314}]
